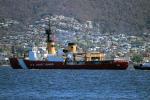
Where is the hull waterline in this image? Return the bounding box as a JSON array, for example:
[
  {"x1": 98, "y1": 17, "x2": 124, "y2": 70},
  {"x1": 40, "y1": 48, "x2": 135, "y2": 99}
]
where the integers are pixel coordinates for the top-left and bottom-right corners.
[
  {"x1": 9, "y1": 58, "x2": 128, "y2": 70},
  {"x1": 134, "y1": 65, "x2": 150, "y2": 70}
]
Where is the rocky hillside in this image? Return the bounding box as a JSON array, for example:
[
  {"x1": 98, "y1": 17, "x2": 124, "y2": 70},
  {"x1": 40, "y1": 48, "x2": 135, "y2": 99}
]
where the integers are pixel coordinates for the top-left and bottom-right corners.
[{"x1": 0, "y1": 0, "x2": 150, "y2": 34}]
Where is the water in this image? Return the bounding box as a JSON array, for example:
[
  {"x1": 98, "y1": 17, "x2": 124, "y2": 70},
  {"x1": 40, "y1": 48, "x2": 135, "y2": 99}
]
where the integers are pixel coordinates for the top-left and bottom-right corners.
[{"x1": 0, "y1": 66, "x2": 150, "y2": 100}]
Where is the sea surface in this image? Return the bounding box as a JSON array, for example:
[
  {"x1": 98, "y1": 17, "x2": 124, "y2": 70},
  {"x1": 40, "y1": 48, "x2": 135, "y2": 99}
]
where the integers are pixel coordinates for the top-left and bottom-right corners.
[{"x1": 0, "y1": 66, "x2": 150, "y2": 100}]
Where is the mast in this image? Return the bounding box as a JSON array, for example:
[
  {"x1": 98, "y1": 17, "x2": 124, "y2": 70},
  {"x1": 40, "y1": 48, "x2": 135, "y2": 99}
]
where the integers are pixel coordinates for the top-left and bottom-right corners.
[
  {"x1": 45, "y1": 15, "x2": 56, "y2": 54},
  {"x1": 46, "y1": 16, "x2": 52, "y2": 42}
]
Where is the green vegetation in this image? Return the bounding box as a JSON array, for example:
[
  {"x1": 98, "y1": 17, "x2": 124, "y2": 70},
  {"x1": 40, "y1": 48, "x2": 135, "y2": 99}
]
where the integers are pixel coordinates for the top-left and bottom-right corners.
[
  {"x1": 0, "y1": 48, "x2": 2, "y2": 52},
  {"x1": 145, "y1": 17, "x2": 150, "y2": 29},
  {"x1": 131, "y1": 54, "x2": 143, "y2": 63}
]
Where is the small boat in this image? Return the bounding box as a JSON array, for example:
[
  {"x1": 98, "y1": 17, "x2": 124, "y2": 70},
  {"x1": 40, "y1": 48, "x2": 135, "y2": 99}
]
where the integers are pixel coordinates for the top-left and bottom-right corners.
[{"x1": 134, "y1": 62, "x2": 150, "y2": 70}]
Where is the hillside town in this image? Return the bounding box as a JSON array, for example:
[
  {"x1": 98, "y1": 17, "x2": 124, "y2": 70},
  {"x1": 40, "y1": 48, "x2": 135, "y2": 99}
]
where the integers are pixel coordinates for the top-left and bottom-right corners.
[{"x1": 0, "y1": 15, "x2": 150, "y2": 65}]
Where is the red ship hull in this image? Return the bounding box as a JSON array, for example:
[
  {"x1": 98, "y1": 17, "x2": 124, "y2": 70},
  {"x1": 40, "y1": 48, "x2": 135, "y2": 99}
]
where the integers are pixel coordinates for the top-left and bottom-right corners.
[{"x1": 9, "y1": 58, "x2": 128, "y2": 69}]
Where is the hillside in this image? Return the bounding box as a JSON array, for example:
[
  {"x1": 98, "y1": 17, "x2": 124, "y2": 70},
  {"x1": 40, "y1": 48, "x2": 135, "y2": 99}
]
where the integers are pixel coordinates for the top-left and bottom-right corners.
[{"x1": 0, "y1": 0, "x2": 150, "y2": 34}]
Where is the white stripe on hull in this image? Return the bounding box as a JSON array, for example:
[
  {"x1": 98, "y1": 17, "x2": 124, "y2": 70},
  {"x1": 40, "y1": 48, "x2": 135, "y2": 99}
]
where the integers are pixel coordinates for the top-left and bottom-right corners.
[{"x1": 18, "y1": 59, "x2": 28, "y2": 69}]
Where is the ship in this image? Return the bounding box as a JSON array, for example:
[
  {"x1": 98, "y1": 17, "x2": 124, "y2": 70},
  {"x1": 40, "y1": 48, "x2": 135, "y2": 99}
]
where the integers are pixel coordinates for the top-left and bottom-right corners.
[
  {"x1": 134, "y1": 62, "x2": 150, "y2": 70},
  {"x1": 9, "y1": 18, "x2": 128, "y2": 69}
]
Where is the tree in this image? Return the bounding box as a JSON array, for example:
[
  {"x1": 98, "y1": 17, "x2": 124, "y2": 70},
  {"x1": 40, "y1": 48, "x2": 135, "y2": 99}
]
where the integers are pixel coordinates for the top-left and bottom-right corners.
[
  {"x1": 145, "y1": 17, "x2": 150, "y2": 29},
  {"x1": 0, "y1": 48, "x2": 2, "y2": 52},
  {"x1": 131, "y1": 54, "x2": 143, "y2": 63}
]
